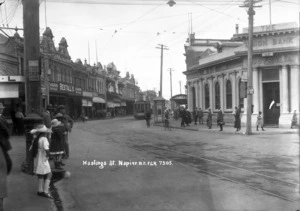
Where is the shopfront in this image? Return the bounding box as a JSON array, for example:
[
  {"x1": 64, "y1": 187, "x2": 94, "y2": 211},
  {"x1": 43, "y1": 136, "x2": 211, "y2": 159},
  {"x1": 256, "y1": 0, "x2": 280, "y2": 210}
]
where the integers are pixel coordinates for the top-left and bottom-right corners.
[
  {"x1": 92, "y1": 95, "x2": 106, "y2": 118},
  {"x1": 82, "y1": 91, "x2": 93, "y2": 119}
]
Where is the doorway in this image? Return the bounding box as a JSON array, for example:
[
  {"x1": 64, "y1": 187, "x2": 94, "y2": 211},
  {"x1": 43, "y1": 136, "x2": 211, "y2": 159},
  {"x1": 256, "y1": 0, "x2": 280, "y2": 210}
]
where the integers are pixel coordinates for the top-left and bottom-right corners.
[{"x1": 263, "y1": 82, "x2": 280, "y2": 126}]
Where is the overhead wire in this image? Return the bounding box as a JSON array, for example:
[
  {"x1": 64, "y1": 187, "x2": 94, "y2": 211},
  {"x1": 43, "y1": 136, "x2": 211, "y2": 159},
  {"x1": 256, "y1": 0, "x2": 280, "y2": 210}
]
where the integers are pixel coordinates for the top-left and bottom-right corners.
[
  {"x1": 101, "y1": 2, "x2": 165, "y2": 55},
  {"x1": 163, "y1": 0, "x2": 242, "y2": 49}
]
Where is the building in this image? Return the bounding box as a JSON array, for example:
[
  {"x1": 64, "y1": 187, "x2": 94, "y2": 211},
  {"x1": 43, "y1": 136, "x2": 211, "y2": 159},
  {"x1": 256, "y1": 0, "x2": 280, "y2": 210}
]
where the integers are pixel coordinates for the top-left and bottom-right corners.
[
  {"x1": 184, "y1": 22, "x2": 299, "y2": 128},
  {"x1": 0, "y1": 27, "x2": 148, "y2": 121},
  {"x1": 40, "y1": 27, "x2": 76, "y2": 117},
  {"x1": 121, "y1": 72, "x2": 139, "y2": 115},
  {"x1": 0, "y1": 31, "x2": 25, "y2": 118},
  {"x1": 105, "y1": 62, "x2": 125, "y2": 117}
]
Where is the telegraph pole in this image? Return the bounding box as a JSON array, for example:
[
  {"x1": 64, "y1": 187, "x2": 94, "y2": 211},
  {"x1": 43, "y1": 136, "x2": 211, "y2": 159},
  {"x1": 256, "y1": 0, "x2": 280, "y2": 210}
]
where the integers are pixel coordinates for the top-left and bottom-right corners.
[
  {"x1": 241, "y1": 0, "x2": 261, "y2": 135},
  {"x1": 167, "y1": 68, "x2": 175, "y2": 98},
  {"x1": 23, "y1": 0, "x2": 41, "y2": 115},
  {"x1": 156, "y1": 44, "x2": 168, "y2": 97},
  {"x1": 179, "y1": 81, "x2": 182, "y2": 94}
]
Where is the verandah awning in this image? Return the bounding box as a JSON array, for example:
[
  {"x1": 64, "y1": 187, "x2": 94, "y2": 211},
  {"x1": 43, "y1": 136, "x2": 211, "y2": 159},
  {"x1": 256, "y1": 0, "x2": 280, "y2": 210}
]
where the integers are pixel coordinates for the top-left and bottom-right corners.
[{"x1": 92, "y1": 97, "x2": 105, "y2": 103}]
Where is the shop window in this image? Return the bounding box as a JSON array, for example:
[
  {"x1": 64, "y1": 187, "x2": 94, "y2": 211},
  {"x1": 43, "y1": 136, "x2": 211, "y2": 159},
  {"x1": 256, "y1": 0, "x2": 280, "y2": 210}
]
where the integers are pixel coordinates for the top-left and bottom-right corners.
[
  {"x1": 226, "y1": 80, "x2": 232, "y2": 109},
  {"x1": 205, "y1": 83, "x2": 210, "y2": 109},
  {"x1": 215, "y1": 82, "x2": 220, "y2": 109}
]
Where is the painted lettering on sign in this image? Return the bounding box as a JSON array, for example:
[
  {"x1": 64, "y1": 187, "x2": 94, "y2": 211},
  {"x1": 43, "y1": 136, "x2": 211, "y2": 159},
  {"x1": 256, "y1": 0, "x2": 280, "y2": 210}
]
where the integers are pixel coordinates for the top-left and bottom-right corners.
[
  {"x1": 49, "y1": 83, "x2": 59, "y2": 91},
  {"x1": 75, "y1": 87, "x2": 82, "y2": 95},
  {"x1": 272, "y1": 37, "x2": 294, "y2": 45},
  {"x1": 59, "y1": 83, "x2": 74, "y2": 93}
]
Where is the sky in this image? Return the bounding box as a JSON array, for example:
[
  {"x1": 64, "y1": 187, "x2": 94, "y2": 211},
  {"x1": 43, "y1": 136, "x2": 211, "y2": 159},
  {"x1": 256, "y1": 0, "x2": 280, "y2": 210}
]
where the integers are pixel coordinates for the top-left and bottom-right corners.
[{"x1": 1, "y1": 0, "x2": 300, "y2": 100}]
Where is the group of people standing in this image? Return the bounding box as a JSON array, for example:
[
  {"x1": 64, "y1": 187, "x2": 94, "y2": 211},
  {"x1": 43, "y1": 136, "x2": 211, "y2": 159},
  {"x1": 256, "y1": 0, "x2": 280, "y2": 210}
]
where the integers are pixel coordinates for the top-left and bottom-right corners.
[
  {"x1": 30, "y1": 105, "x2": 73, "y2": 199},
  {"x1": 176, "y1": 105, "x2": 267, "y2": 132}
]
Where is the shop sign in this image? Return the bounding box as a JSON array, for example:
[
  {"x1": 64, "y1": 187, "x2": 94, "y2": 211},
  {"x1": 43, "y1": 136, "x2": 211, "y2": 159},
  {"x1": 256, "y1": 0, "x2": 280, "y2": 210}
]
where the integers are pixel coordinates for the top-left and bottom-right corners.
[
  {"x1": 75, "y1": 87, "x2": 82, "y2": 95},
  {"x1": 41, "y1": 85, "x2": 46, "y2": 96},
  {"x1": 92, "y1": 92, "x2": 98, "y2": 97},
  {"x1": 28, "y1": 60, "x2": 40, "y2": 81},
  {"x1": 49, "y1": 82, "x2": 59, "y2": 91},
  {"x1": 59, "y1": 83, "x2": 74, "y2": 93},
  {"x1": 82, "y1": 91, "x2": 93, "y2": 98}
]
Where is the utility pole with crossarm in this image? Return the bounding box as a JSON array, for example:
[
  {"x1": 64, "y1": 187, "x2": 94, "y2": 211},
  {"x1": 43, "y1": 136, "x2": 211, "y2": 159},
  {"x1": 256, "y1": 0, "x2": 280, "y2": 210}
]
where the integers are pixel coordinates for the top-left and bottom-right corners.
[{"x1": 240, "y1": 0, "x2": 262, "y2": 135}]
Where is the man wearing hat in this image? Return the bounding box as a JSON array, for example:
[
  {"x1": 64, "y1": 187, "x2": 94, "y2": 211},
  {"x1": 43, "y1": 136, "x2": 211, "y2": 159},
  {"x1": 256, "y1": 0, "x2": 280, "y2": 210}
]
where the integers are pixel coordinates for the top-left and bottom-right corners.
[
  {"x1": 54, "y1": 106, "x2": 73, "y2": 159},
  {"x1": 0, "y1": 103, "x2": 12, "y2": 209}
]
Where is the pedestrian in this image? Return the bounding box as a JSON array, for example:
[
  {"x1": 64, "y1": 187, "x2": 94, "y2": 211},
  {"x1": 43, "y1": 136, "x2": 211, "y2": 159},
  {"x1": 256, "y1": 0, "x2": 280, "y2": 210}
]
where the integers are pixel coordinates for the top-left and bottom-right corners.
[
  {"x1": 164, "y1": 108, "x2": 171, "y2": 130},
  {"x1": 10, "y1": 106, "x2": 17, "y2": 135},
  {"x1": 145, "y1": 110, "x2": 151, "y2": 128},
  {"x1": 217, "y1": 108, "x2": 224, "y2": 131},
  {"x1": 234, "y1": 106, "x2": 241, "y2": 132},
  {"x1": 207, "y1": 108, "x2": 212, "y2": 129},
  {"x1": 180, "y1": 107, "x2": 186, "y2": 127},
  {"x1": 198, "y1": 108, "x2": 204, "y2": 124},
  {"x1": 50, "y1": 119, "x2": 66, "y2": 169},
  {"x1": 30, "y1": 124, "x2": 53, "y2": 199},
  {"x1": 0, "y1": 103, "x2": 13, "y2": 211},
  {"x1": 193, "y1": 107, "x2": 198, "y2": 125},
  {"x1": 54, "y1": 105, "x2": 73, "y2": 159},
  {"x1": 42, "y1": 105, "x2": 53, "y2": 129},
  {"x1": 15, "y1": 107, "x2": 25, "y2": 135},
  {"x1": 186, "y1": 109, "x2": 191, "y2": 126},
  {"x1": 256, "y1": 111, "x2": 265, "y2": 131},
  {"x1": 291, "y1": 110, "x2": 297, "y2": 129}
]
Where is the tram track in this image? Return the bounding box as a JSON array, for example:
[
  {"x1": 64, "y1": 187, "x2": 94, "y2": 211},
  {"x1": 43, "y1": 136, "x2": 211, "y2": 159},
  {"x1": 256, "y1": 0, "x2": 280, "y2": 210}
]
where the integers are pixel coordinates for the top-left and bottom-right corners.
[
  {"x1": 128, "y1": 141, "x2": 300, "y2": 203},
  {"x1": 76, "y1": 121, "x2": 300, "y2": 203}
]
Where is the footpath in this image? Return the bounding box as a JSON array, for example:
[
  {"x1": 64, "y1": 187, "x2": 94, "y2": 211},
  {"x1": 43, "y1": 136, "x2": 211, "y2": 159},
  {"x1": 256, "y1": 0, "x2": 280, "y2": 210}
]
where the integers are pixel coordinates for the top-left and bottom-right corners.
[
  {"x1": 3, "y1": 135, "x2": 56, "y2": 211},
  {"x1": 153, "y1": 118, "x2": 299, "y2": 135}
]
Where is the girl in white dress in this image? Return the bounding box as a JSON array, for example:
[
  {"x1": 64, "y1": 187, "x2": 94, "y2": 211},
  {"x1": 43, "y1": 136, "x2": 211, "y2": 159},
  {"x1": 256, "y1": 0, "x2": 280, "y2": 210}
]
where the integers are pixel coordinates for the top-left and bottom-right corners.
[{"x1": 30, "y1": 125, "x2": 53, "y2": 199}]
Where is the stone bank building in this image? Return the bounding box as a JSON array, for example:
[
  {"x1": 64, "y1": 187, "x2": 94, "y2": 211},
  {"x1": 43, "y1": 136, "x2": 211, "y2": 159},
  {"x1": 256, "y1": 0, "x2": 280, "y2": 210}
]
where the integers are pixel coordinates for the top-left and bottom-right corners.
[{"x1": 184, "y1": 22, "x2": 299, "y2": 128}]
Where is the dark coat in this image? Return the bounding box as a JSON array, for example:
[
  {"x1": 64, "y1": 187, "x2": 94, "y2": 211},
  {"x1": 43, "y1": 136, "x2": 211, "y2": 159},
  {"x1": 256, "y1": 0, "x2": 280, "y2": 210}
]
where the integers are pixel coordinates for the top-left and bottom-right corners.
[
  {"x1": 234, "y1": 108, "x2": 241, "y2": 129},
  {"x1": 50, "y1": 125, "x2": 66, "y2": 155},
  {"x1": 207, "y1": 112, "x2": 212, "y2": 127},
  {"x1": 217, "y1": 111, "x2": 224, "y2": 125}
]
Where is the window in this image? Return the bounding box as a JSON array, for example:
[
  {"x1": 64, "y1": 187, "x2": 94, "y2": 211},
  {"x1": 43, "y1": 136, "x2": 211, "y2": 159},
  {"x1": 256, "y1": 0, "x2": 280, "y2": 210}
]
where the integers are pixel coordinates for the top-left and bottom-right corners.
[
  {"x1": 205, "y1": 83, "x2": 210, "y2": 109},
  {"x1": 226, "y1": 80, "x2": 232, "y2": 109},
  {"x1": 239, "y1": 79, "x2": 245, "y2": 109},
  {"x1": 215, "y1": 82, "x2": 220, "y2": 109},
  {"x1": 57, "y1": 69, "x2": 61, "y2": 82}
]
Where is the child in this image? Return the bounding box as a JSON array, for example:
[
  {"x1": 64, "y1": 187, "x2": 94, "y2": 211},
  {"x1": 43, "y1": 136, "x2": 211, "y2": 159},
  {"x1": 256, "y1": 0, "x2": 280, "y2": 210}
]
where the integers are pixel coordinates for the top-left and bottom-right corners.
[
  {"x1": 256, "y1": 111, "x2": 265, "y2": 131},
  {"x1": 30, "y1": 124, "x2": 53, "y2": 199}
]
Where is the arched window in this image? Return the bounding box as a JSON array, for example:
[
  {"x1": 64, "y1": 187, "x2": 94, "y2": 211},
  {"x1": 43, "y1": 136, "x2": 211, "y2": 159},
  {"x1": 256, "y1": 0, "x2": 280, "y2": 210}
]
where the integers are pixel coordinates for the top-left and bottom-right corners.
[
  {"x1": 239, "y1": 78, "x2": 245, "y2": 108},
  {"x1": 215, "y1": 82, "x2": 220, "y2": 109},
  {"x1": 205, "y1": 83, "x2": 210, "y2": 109},
  {"x1": 226, "y1": 80, "x2": 232, "y2": 109}
]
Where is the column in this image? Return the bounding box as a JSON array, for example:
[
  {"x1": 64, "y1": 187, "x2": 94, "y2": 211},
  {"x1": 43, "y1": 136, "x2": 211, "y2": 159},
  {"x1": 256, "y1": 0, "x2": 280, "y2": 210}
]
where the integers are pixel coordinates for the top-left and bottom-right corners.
[
  {"x1": 187, "y1": 82, "x2": 193, "y2": 111},
  {"x1": 232, "y1": 74, "x2": 237, "y2": 108},
  {"x1": 252, "y1": 68, "x2": 259, "y2": 114},
  {"x1": 290, "y1": 65, "x2": 299, "y2": 112},
  {"x1": 195, "y1": 80, "x2": 199, "y2": 108},
  {"x1": 199, "y1": 79, "x2": 203, "y2": 110},
  {"x1": 281, "y1": 65, "x2": 289, "y2": 113}
]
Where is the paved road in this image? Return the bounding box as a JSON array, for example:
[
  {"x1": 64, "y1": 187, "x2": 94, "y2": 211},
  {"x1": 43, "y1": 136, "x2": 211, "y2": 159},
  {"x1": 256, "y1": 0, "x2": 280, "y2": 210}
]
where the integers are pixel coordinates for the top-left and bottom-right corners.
[{"x1": 55, "y1": 117, "x2": 299, "y2": 211}]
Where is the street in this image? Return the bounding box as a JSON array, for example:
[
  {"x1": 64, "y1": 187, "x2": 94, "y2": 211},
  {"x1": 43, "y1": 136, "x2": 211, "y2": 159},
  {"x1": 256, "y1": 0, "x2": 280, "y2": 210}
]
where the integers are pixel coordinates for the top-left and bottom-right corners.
[{"x1": 53, "y1": 117, "x2": 299, "y2": 211}]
